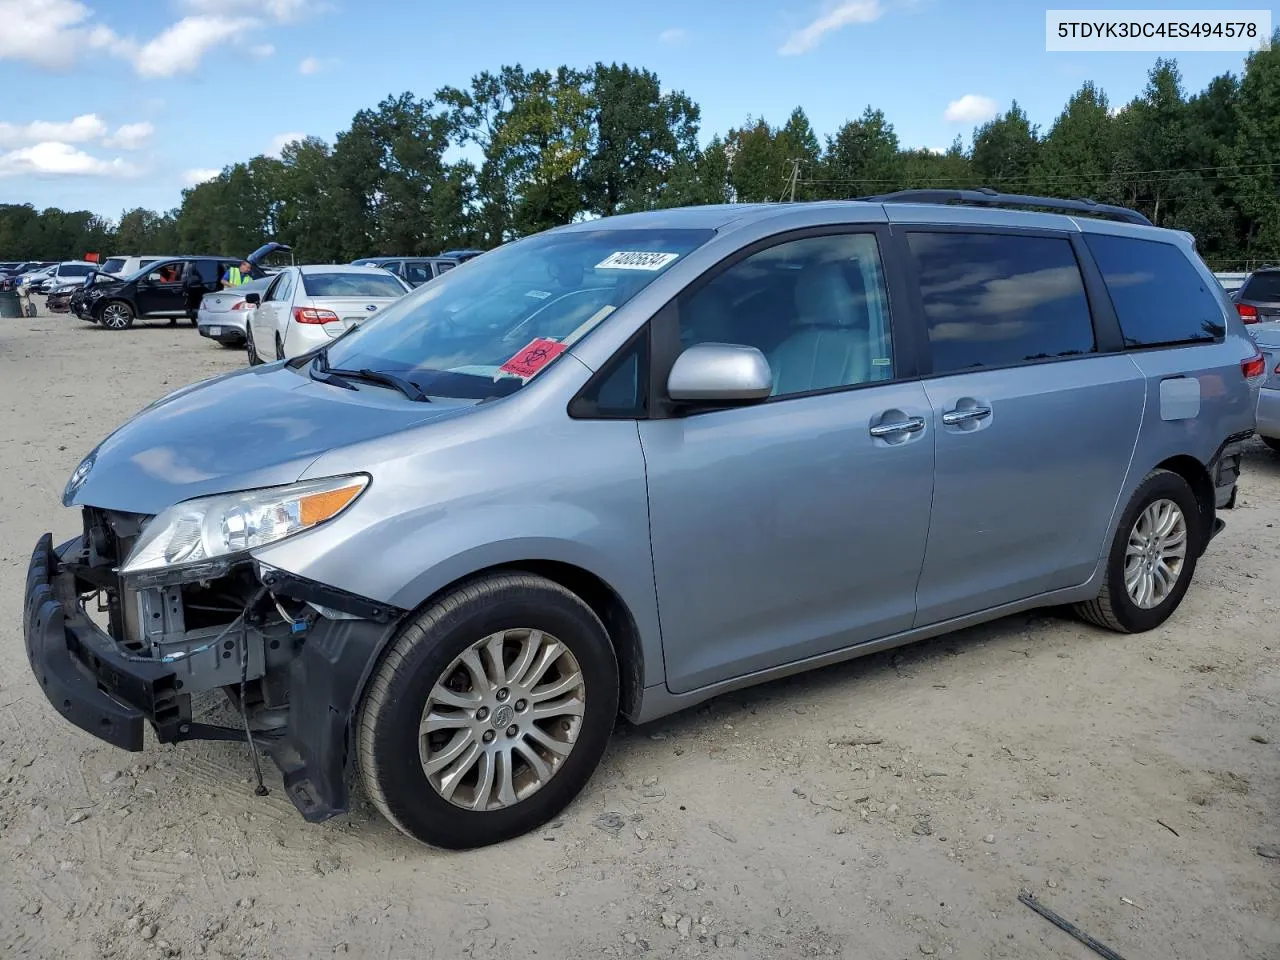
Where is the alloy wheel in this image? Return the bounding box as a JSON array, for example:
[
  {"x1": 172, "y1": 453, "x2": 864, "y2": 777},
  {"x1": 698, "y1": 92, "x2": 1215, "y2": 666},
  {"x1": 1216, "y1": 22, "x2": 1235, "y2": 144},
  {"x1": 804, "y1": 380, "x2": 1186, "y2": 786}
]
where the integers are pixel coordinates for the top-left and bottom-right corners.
[
  {"x1": 100, "y1": 303, "x2": 131, "y2": 330},
  {"x1": 419, "y1": 628, "x2": 585, "y2": 811},
  {"x1": 1124, "y1": 498, "x2": 1188, "y2": 609}
]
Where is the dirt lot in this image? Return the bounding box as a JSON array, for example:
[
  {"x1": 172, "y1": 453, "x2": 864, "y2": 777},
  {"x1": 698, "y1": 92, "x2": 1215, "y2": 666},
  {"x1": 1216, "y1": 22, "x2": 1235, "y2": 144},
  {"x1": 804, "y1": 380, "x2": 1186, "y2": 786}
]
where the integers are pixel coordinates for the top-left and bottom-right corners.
[{"x1": 1, "y1": 309, "x2": 1277, "y2": 960}]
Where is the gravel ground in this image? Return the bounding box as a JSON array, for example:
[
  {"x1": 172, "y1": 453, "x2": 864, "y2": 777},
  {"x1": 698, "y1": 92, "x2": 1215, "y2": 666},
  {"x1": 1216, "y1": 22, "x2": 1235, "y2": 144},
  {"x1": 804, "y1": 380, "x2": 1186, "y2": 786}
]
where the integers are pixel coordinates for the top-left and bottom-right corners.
[{"x1": 1, "y1": 308, "x2": 1278, "y2": 960}]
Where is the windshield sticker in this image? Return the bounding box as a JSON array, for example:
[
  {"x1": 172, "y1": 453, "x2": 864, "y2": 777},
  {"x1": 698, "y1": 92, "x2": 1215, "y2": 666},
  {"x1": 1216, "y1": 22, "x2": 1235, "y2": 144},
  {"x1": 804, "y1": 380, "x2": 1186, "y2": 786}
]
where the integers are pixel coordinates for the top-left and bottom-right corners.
[
  {"x1": 595, "y1": 251, "x2": 680, "y2": 271},
  {"x1": 499, "y1": 338, "x2": 568, "y2": 380},
  {"x1": 525, "y1": 289, "x2": 552, "y2": 300}
]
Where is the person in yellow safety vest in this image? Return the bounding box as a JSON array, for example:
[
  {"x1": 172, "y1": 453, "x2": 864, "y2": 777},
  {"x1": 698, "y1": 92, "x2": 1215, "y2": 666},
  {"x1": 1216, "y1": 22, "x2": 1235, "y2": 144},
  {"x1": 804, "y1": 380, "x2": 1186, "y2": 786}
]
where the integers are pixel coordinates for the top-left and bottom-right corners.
[{"x1": 221, "y1": 260, "x2": 252, "y2": 288}]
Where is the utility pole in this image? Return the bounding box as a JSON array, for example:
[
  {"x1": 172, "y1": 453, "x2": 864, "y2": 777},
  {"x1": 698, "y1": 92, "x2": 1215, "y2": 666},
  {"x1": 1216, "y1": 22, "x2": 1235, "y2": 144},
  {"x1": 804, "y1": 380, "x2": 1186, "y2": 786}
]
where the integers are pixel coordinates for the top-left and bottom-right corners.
[{"x1": 782, "y1": 158, "x2": 801, "y2": 203}]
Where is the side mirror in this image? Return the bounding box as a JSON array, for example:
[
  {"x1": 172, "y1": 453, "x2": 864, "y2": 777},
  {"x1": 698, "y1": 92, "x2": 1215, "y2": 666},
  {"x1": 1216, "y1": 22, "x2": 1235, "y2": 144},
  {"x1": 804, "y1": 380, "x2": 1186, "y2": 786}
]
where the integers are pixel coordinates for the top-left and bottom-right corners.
[
  {"x1": 667, "y1": 343, "x2": 773, "y2": 403},
  {"x1": 244, "y1": 292, "x2": 261, "y2": 305}
]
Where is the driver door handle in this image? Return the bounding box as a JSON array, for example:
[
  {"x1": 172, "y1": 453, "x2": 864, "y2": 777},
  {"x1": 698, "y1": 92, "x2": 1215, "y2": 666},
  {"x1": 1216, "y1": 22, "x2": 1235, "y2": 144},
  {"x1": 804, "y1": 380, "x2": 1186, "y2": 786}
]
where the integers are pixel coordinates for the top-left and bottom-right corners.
[
  {"x1": 869, "y1": 417, "x2": 926, "y2": 438},
  {"x1": 942, "y1": 405, "x2": 992, "y2": 426}
]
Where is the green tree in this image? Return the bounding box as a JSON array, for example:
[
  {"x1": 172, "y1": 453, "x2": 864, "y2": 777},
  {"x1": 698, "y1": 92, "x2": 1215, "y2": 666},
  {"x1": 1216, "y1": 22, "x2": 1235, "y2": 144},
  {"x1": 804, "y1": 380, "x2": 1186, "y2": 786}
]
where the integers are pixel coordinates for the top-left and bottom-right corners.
[
  {"x1": 1031, "y1": 83, "x2": 1114, "y2": 200},
  {"x1": 1229, "y1": 30, "x2": 1280, "y2": 261},
  {"x1": 821, "y1": 106, "x2": 900, "y2": 198},
  {"x1": 970, "y1": 101, "x2": 1040, "y2": 189}
]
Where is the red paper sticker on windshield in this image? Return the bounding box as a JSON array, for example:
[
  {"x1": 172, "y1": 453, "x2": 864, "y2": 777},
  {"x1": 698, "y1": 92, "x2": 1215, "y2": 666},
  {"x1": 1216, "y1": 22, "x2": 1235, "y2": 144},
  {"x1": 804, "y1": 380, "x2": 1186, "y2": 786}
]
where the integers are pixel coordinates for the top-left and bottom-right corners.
[{"x1": 499, "y1": 338, "x2": 567, "y2": 379}]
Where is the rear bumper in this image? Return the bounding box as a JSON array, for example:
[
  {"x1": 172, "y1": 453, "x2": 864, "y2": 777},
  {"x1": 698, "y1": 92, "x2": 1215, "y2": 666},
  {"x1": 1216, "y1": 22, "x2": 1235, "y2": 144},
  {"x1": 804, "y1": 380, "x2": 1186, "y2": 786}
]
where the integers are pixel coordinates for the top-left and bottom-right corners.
[
  {"x1": 197, "y1": 323, "x2": 245, "y2": 344},
  {"x1": 23, "y1": 534, "x2": 175, "y2": 751},
  {"x1": 1256, "y1": 387, "x2": 1280, "y2": 440},
  {"x1": 1210, "y1": 430, "x2": 1253, "y2": 510}
]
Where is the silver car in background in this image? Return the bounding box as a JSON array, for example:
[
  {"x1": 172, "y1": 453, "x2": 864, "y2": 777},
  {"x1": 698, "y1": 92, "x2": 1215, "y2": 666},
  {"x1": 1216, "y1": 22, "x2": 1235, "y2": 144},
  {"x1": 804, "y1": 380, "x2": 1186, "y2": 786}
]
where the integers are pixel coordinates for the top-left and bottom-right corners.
[
  {"x1": 1251, "y1": 320, "x2": 1280, "y2": 451},
  {"x1": 197, "y1": 277, "x2": 271, "y2": 349}
]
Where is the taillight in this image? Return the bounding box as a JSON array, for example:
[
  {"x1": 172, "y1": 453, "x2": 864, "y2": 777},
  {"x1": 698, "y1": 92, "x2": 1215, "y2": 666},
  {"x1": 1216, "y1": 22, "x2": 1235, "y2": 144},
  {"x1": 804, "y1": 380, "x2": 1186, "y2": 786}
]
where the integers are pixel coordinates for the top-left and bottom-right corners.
[
  {"x1": 1241, "y1": 351, "x2": 1266, "y2": 380},
  {"x1": 293, "y1": 307, "x2": 339, "y2": 325},
  {"x1": 1237, "y1": 302, "x2": 1259, "y2": 324},
  {"x1": 232, "y1": 301, "x2": 254, "y2": 311}
]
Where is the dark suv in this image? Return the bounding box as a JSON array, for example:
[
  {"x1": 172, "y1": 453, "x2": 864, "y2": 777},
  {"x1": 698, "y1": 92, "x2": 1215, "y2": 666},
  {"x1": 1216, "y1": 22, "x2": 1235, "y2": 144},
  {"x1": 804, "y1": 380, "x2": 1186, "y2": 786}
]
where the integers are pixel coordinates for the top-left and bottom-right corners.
[
  {"x1": 349, "y1": 256, "x2": 460, "y2": 288},
  {"x1": 1232, "y1": 266, "x2": 1280, "y2": 326},
  {"x1": 74, "y1": 244, "x2": 287, "y2": 330}
]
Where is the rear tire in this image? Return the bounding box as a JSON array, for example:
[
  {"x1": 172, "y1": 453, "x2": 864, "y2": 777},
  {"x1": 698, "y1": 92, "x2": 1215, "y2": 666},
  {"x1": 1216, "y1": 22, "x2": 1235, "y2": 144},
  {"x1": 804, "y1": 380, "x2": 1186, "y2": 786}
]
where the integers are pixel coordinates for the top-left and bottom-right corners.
[
  {"x1": 245, "y1": 327, "x2": 262, "y2": 366},
  {"x1": 357, "y1": 573, "x2": 619, "y2": 849},
  {"x1": 274, "y1": 333, "x2": 285, "y2": 361},
  {"x1": 1262, "y1": 436, "x2": 1280, "y2": 453},
  {"x1": 1075, "y1": 469, "x2": 1202, "y2": 633}
]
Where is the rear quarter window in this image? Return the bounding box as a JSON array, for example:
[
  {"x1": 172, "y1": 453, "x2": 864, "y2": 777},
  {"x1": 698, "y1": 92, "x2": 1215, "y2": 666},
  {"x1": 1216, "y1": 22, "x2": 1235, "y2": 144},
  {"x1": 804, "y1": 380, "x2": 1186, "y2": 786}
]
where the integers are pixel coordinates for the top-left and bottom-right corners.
[{"x1": 1083, "y1": 233, "x2": 1226, "y2": 347}]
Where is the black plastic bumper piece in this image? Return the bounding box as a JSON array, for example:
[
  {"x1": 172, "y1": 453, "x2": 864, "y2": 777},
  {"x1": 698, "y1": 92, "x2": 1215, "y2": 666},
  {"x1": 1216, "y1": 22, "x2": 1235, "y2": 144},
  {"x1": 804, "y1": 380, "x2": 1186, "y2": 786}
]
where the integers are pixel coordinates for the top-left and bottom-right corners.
[
  {"x1": 23, "y1": 533, "x2": 160, "y2": 751},
  {"x1": 266, "y1": 616, "x2": 398, "y2": 822}
]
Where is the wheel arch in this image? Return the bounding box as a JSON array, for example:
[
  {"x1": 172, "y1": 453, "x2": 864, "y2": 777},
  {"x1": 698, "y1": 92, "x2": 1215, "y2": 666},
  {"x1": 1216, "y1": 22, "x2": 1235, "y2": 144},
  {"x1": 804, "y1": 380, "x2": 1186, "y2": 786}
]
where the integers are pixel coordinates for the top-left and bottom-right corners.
[
  {"x1": 1153, "y1": 454, "x2": 1214, "y2": 550},
  {"x1": 354, "y1": 558, "x2": 649, "y2": 723}
]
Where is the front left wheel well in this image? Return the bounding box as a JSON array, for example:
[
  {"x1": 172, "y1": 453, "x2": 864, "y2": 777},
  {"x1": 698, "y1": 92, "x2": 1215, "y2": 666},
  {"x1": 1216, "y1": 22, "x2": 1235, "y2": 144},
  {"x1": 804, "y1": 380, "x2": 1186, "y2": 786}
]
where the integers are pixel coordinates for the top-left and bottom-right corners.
[{"x1": 381, "y1": 561, "x2": 647, "y2": 721}]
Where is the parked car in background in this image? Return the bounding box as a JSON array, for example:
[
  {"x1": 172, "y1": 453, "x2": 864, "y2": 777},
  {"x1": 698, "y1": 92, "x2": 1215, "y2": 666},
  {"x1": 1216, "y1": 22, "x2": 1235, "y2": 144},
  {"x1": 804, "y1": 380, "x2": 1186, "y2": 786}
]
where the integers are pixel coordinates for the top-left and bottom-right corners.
[
  {"x1": 76, "y1": 244, "x2": 288, "y2": 330},
  {"x1": 0, "y1": 261, "x2": 55, "y2": 288},
  {"x1": 441, "y1": 248, "x2": 485, "y2": 262},
  {"x1": 45, "y1": 280, "x2": 84, "y2": 313},
  {"x1": 196, "y1": 277, "x2": 271, "y2": 348},
  {"x1": 1231, "y1": 266, "x2": 1280, "y2": 326},
  {"x1": 245, "y1": 264, "x2": 410, "y2": 363},
  {"x1": 350, "y1": 256, "x2": 459, "y2": 288},
  {"x1": 29, "y1": 261, "x2": 97, "y2": 294},
  {"x1": 98, "y1": 255, "x2": 171, "y2": 279},
  {"x1": 1252, "y1": 320, "x2": 1280, "y2": 452},
  {"x1": 23, "y1": 191, "x2": 1260, "y2": 850}
]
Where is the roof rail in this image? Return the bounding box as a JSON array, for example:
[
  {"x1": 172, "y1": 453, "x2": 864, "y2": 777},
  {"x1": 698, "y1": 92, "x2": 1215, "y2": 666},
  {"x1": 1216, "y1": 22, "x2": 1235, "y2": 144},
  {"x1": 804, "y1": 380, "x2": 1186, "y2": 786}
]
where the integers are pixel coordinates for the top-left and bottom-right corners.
[{"x1": 857, "y1": 187, "x2": 1153, "y2": 227}]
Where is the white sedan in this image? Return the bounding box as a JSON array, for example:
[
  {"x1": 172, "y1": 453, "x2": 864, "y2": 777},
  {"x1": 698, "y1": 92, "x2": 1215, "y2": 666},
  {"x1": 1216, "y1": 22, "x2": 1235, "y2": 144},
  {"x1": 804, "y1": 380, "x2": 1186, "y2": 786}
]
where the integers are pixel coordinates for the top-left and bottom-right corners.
[{"x1": 244, "y1": 264, "x2": 411, "y2": 364}]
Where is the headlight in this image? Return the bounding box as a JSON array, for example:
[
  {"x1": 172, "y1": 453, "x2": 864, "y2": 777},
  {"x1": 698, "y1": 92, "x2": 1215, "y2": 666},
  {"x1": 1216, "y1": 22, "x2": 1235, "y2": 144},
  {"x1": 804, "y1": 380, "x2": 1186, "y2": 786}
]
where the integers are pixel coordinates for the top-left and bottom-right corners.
[{"x1": 120, "y1": 475, "x2": 369, "y2": 575}]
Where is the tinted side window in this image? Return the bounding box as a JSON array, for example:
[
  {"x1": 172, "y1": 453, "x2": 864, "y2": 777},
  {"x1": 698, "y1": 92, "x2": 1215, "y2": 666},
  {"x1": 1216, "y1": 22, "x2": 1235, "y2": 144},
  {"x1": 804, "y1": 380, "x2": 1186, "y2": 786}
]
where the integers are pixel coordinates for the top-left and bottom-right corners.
[
  {"x1": 61, "y1": 265, "x2": 92, "y2": 277},
  {"x1": 908, "y1": 232, "x2": 1095, "y2": 373},
  {"x1": 195, "y1": 259, "x2": 221, "y2": 284},
  {"x1": 437, "y1": 261, "x2": 455, "y2": 274},
  {"x1": 1083, "y1": 233, "x2": 1226, "y2": 346},
  {"x1": 678, "y1": 232, "x2": 895, "y2": 398}
]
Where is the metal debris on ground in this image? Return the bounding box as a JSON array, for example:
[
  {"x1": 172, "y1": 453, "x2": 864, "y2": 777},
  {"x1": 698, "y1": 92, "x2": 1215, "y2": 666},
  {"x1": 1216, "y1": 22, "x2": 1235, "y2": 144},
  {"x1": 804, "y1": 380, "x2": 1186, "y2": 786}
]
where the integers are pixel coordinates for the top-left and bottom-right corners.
[{"x1": 1018, "y1": 894, "x2": 1127, "y2": 960}]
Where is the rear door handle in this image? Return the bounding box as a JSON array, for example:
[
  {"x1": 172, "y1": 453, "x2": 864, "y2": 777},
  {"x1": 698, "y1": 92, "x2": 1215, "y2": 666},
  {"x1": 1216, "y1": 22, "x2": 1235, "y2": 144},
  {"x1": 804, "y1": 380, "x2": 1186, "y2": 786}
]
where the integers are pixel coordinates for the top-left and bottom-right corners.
[
  {"x1": 942, "y1": 405, "x2": 992, "y2": 426},
  {"x1": 869, "y1": 417, "x2": 926, "y2": 438}
]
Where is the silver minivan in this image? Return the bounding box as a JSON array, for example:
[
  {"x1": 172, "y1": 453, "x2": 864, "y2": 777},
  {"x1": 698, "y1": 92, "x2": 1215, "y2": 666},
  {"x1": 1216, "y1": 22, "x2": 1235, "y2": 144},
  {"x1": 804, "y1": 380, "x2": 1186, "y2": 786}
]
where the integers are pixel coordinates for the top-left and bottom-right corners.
[{"x1": 24, "y1": 191, "x2": 1261, "y2": 848}]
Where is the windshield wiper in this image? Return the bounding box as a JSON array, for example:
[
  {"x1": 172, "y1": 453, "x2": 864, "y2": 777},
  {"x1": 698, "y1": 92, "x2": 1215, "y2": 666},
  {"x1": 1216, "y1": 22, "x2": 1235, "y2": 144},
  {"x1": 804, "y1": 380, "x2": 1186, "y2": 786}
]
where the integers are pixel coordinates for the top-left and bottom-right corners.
[
  {"x1": 327, "y1": 367, "x2": 431, "y2": 402},
  {"x1": 307, "y1": 355, "x2": 357, "y2": 390}
]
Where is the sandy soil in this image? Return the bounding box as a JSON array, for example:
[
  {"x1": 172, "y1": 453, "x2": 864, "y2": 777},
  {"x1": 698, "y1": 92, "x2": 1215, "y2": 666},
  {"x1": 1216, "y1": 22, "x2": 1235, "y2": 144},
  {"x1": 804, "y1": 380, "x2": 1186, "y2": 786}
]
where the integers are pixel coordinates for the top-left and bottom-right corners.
[{"x1": 1, "y1": 309, "x2": 1277, "y2": 960}]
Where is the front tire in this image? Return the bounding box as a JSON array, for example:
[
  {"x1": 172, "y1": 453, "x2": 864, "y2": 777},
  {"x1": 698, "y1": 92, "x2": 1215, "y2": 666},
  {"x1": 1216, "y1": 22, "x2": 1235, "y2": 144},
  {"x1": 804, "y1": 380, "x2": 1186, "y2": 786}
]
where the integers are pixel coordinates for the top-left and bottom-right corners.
[
  {"x1": 357, "y1": 573, "x2": 619, "y2": 849},
  {"x1": 274, "y1": 333, "x2": 285, "y2": 361},
  {"x1": 245, "y1": 326, "x2": 262, "y2": 366},
  {"x1": 1075, "y1": 469, "x2": 1201, "y2": 633},
  {"x1": 1261, "y1": 436, "x2": 1280, "y2": 454},
  {"x1": 98, "y1": 300, "x2": 134, "y2": 330}
]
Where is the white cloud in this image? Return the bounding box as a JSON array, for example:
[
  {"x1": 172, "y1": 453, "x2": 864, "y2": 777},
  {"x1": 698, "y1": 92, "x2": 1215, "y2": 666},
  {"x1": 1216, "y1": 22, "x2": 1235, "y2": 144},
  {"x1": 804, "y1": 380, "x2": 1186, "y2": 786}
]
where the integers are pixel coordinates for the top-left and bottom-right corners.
[
  {"x1": 182, "y1": 167, "x2": 222, "y2": 187},
  {"x1": 779, "y1": 0, "x2": 883, "y2": 56},
  {"x1": 0, "y1": 114, "x2": 106, "y2": 148},
  {"x1": 944, "y1": 94, "x2": 999, "y2": 124},
  {"x1": 180, "y1": 0, "x2": 310, "y2": 22},
  {"x1": 659, "y1": 27, "x2": 688, "y2": 44},
  {"x1": 299, "y1": 55, "x2": 324, "y2": 75},
  {"x1": 926, "y1": 146, "x2": 947, "y2": 155},
  {"x1": 268, "y1": 132, "x2": 307, "y2": 158},
  {"x1": 133, "y1": 16, "x2": 249, "y2": 78},
  {"x1": 249, "y1": 43, "x2": 275, "y2": 59},
  {"x1": 0, "y1": 141, "x2": 137, "y2": 178},
  {"x1": 103, "y1": 122, "x2": 154, "y2": 150},
  {"x1": 0, "y1": 0, "x2": 132, "y2": 70}
]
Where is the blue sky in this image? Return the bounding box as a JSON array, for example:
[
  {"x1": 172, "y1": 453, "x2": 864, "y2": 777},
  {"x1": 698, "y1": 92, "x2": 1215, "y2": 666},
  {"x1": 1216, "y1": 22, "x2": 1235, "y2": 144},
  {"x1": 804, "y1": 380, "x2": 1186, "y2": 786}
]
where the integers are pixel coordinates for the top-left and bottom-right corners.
[{"x1": 0, "y1": 0, "x2": 1268, "y2": 219}]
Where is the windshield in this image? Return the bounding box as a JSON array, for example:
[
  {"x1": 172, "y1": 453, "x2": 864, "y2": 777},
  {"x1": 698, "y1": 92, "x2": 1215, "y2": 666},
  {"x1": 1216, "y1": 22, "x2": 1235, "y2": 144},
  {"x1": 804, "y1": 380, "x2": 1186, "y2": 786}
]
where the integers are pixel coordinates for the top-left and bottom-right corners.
[
  {"x1": 101, "y1": 257, "x2": 126, "y2": 273},
  {"x1": 1242, "y1": 272, "x2": 1280, "y2": 302},
  {"x1": 302, "y1": 272, "x2": 407, "y2": 298},
  {"x1": 322, "y1": 227, "x2": 712, "y2": 399}
]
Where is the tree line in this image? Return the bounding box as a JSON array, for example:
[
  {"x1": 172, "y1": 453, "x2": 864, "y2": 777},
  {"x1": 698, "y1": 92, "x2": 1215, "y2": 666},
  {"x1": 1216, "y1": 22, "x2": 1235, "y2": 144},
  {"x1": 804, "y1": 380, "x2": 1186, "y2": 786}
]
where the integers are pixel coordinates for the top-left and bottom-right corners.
[{"x1": 2, "y1": 36, "x2": 1277, "y2": 270}]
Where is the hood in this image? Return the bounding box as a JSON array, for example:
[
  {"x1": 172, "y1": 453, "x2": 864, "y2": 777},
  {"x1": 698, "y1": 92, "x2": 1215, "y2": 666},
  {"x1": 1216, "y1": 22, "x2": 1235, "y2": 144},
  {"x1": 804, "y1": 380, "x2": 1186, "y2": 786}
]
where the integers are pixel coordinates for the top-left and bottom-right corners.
[{"x1": 67, "y1": 363, "x2": 474, "y2": 514}]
